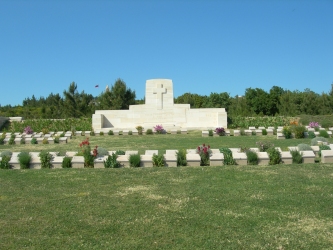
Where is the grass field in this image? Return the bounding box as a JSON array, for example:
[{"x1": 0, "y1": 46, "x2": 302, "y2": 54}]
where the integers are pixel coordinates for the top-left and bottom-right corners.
[{"x1": 1, "y1": 132, "x2": 333, "y2": 249}]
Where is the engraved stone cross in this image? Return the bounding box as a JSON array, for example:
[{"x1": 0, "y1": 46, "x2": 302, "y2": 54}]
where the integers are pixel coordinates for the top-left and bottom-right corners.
[{"x1": 153, "y1": 84, "x2": 167, "y2": 110}]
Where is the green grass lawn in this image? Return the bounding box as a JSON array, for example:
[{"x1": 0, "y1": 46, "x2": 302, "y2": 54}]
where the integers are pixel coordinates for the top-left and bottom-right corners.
[
  {"x1": 1, "y1": 132, "x2": 333, "y2": 249},
  {"x1": 1, "y1": 165, "x2": 333, "y2": 249}
]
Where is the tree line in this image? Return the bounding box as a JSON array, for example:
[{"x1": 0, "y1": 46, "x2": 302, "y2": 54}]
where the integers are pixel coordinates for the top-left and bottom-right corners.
[{"x1": 1, "y1": 79, "x2": 333, "y2": 119}]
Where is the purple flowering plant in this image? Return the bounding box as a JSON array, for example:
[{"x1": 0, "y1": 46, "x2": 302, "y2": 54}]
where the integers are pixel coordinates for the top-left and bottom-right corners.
[
  {"x1": 24, "y1": 126, "x2": 34, "y2": 134},
  {"x1": 215, "y1": 127, "x2": 226, "y2": 136},
  {"x1": 153, "y1": 125, "x2": 166, "y2": 134},
  {"x1": 309, "y1": 122, "x2": 319, "y2": 128}
]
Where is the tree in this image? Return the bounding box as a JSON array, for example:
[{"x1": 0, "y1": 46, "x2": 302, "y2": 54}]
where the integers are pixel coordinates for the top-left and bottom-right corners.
[
  {"x1": 244, "y1": 88, "x2": 269, "y2": 115},
  {"x1": 267, "y1": 86, "x2": 285, "y2": 116}
]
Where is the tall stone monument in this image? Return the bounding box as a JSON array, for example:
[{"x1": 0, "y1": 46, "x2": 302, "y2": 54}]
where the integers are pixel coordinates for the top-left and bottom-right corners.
[{"x1": 92, "y1": 79, "x2": 227, "y2": 130}]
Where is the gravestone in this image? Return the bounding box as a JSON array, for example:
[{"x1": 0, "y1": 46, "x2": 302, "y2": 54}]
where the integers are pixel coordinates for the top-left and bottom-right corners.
[{"x1": 93, "y1": 79, "x2": 227, "y2": 130}]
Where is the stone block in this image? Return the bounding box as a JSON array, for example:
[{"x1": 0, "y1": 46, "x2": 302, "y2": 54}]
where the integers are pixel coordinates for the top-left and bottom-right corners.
[
  {"x1": 301, "y1": 151, "x2": 315, "y2": 164},
  {"x1": 277, "y1": 133, "x2": 285, "y2": 139},
  {"x1": 164, "y1": 154, "x2": 177, "y2": 167},
  {"x1": 71, "y1": 156, "x2": 84, "y2": 168},
  {"x1": 132, "y1": 129, "x2": 138, "y2": 135},
  {"x1": 319, "y1": 127, "x2": 326, "y2": 131},
  {"x1": 9, "y1": 154, "x2": 20, "y2": 169},
  {"x1": 249, "y1": 126, "x2": 256, "y2": 130},
  {"x1": 202, "y1": 131, "x2": 209, "y2": 137},
  {"x1": 123, "y1": 130, "x2": 129, "y2": 135},
  {"x1": 165, "y1": 150, "x2": 178, "y2": 155},
  {"x1": 51, "y1": 156, "x2": 64, "y2": 168},
  {"x1": 36, "y1": 137, "x2": 44, "y2": 143},
  {"x1": 245, "y1": 130, "x2": 252, "y2": 136},
  {"x1": 257, "y1": 152, "x2": 269, "y2": 165},
  {"x1": 145, "y1": 150, "x2": 158, "y2": 155},
  {"x1": 66, "y1": 151, "x2": 78, "y2": 157},
  {"x1": 314, "y1": 131, "x2": 320, "y2": 136},
  {"x1": 281, "y1": 151, "x2": 292, "y2": 164},
  {"x1": 321, "y1": 150, "x2": 333, "y2": 163},
  {"x1": 14, "y1": 138, "x2": 22, "y2": 144},
  {"x1": 277, "y1": 128, "x2": 283, "y2": 133},
  {"x1": 307, "y1": 128, "x2": 315, "y2": 132},
  {"x1": 186, "y1": 149, "x2": 197, "y2": 154},
  {"x1": 75, "y1": 131, "x2": 83, "y2": 136},
  {"x1": 186, "y1": 154, "x2": 201, "y2": 167},
  {"x1": 170, "y1": 129, "x2": 178, "y2": 134},
  {"x1": 327, "y1": 131, "x2": 332, "y2": 137},
  {"x1": 117, "y1": 155, "x2": 130, "y2": 168},
  {"x1": 233, "y1": 152, "x2": 247, "y2": 165},
  {"x1": 288, "y1": 146, "x2": 298, "y2": 151},
  {"x1": 255, "y1": 130, "x2": 262, "y2": 136},
  {"x1": 30, "y1": 156, "x2": 41, "y2": 169},
  {"x1": 249, "y1": 148, "x2": 259, "y2": 152},
  {"x1": 229, "y1": 148, "x2": 241, "y2": 154},
  {"x1": 210, "y1": 153, "x2": 224, "y2": 166},
  {"x1": 329, "y1": 127, "x2": 333, "y2": 131},
  {"x1": 140, "y1": 155, "x2": 153, "y2": 167},
  {"x1": 211, "y1": 149, "x2": 220, "y2": 154},
  {"x1": 258, "y1": 126, "x2": 265, "y2": 130},
  {"x1": 181, "y1": 128, "x2": 187, "y2": 134},
  {"x1": 47, "y1": 138, "x2": 54, "y2": 144},
  {"x1": 25, "y1": 138, "x2": 32, "y2": 144},
  {"x1": 94, "y1": 156, "x2": 107, "y2": 168},
  {"x1": 64, "y1": 133, "x2": 72, "y2": 139},
  {"x1": 59, "y1": 137, "x2": 67, "y2": 144},
  {"x1": 233, "y1": 130, "x2": 240, "y2": 136},
  {"x1": 84, "y1": 131, "x2": 91, "y2": 136},
  {"x1": 268, "y1": 126, "x2": 275, "y2": 130},
  {"x1": 113, "y1": 130, "x2": 120, "y2": 135},
  {"x1": 225, "y1": 130, "x2": 230, "y2": 136},
  {"x1": 125, "y1": 150, "x2": 138, "y2": 155}
]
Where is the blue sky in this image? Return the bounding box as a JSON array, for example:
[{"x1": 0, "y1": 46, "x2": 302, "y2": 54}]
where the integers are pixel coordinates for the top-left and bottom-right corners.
[{"x1": 1, "y1": 0, "x2": 332, "y2": 106}]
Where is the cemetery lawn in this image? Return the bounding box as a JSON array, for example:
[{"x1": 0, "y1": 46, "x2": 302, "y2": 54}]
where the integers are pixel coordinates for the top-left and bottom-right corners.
[
  {"x1": 1, "y1": 130, "x2": 331, "y2": 154},
  {"x1": 1, "y1": 165, "x2": 333, "y2": 249}
]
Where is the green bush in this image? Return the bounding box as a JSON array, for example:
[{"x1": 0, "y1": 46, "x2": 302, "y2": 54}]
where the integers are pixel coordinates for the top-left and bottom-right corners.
[
  {"x1": 18, "y1": 151, "x2": 31, "y2": 169},
  {"x1": 319, "y1": 130, "x2": 329, "y2": 138},
  {"x1": 42, "y1": 138, "x2": 49, "y2": 144},
  {"x1": 311, "y1": 137, "x2": 328, "y2": 146},
  {"x1": 308, "y1": 131, "x2": 316, "y2": 139},
  {"x1": 246, "y1": 150, "x2": 258, "y2": 165},
  {"x1": 282, "y1": 126, "x2": 292, "y2": 139},
  {"x1": 262, "y1": 129, "x2": 267, "y2": 135},
  {"x1": 176, "y1": 149, "x2": 187, "y2": 166},
  {"x1": 39, "y1": 151, "x2": 53, "y2": 169},
  {"x1": 115, "y1": 150, "x2": 125, "y2": 155},
  {"x1": 8, "y1": 134, "x2": 15, "y2": 145},
  {"x1": 108, "y1": 130, "x2": 114, "y2": 135},
  {"x1": 54, "y1": 136, "x2": 60, "y2": 143},
  {"x1": 240, "y1": 129, "x2": 245, "y2": 136},
  {"x1": 0, "y1": 155, "x2": 11, "y2": 169},
  {"x1": 104, "y1": 153, "x2": 121, "y2": 168},
  {"x1": 293, "y1": 125, "x2": 306, "y2": 139},
  {"x1": 219, "y1": 148, "x2": 236, "y2": 165},
  {"x1": 256, "y1": 141, "x2": 274, "y2": 152},
  {"x1": 128, "y1": 131, "x2": 132, "y2": 135},
  {"x1": 62, "y1": 157, "x2": 72, "y2": 168},
  {"x1": 31, "y1": 138, "x2": 37, "y2": 144},
  {"x1": 208, "y1": 130, "x2": 213, "y2": 136},
  {"x1": 297, "y1": 143, "x2": 312, "y2": 151},
  {"x1": 20, "y1": 138, "x2": 25, "y2": 144},
  {"x1": 267, "y1": 147, "x2": 281, "y2": 165},
  {"x1": 136, "y1": 126, "x2": 144, "y2": 135},
  {"x1": 90, "y1": 131, "x2": 95, "y2": 136},
  {"x1": 99, "y1": 131, "x2": 104, "y2": 136},
  {"x1": 290, "y1": 150, "x2": 303, "y2": 164},
  {"x1": 129, "y1": 154, "x2": 141, "y2": 167},
  {"x1": 152, "y1": 154, "x2": 165, "y2": 167},
  {"x1": 251, "y1": 130, "x2": 256, "y2": 136},
  {"x1": 319, "y1": 145, "x2": 331, "y2": 157},
  {"x1": 97, "y1": 147, "x2": 109, "y2": 157},
  {"x1": 0, "y1": 137, "x2": 4, "y2": 145},
  {"x1": 146, "y1": 129, "x2": 153, "y2": 135}
]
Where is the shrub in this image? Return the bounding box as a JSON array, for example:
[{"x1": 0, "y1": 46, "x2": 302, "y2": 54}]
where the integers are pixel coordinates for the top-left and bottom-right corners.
[
  {"x1": 282, "y1": 126, "x2": 292, "y2": 139},
  {"x1": 319, "y1": 145, "x2": 331, "y2": 157},
  {"x1": 96, "y1": 147, "x2": 108, "y2": 157},
  {"x1": 208, "y1": 129, "x2": 213, "y2": 136},
  {"x1": 219, "y1": 148, "x2": 236, "y2": 165},
  {"x1": 154, "y1": 125, "x2": 165, "y2": 134},
  {"x1": 319, "y1": 130, "x2": 329, "y2": 138},
  {"x1": 0, "y1": 155, "x2": 11, "y2": 169},
  {"x1": 128, "y1": 130, "x2": 132, "y2": 135},
  {"x1": 176, "y1": 149, "x2": 187, "y2": 166},
  {"x1": 290, "y1": 150, "x2": 303, "y2": 164},
  {"x1": 115, "y1": 150, "x2": 125, "y2": 155},
  {"x1": 20, "y1": 138, "x2": 25, "y2": 144},
  {"x1": 1, "y1": 151, "x2": 12, "y2": 158},
  {"x1": 308, "y1": 131, "x2": 316, "y2": 139},
  {"x1": 215, "y1": 127, "x2": 226, "y2": 136},
  {"x1": 18, "y1": 151, "x2": 31, "y2": 169},
  {"x1": 104, "y1": 153, "x2": 121, "y2": 168},
  {"x1": 246, "y1": 150, "x2": 258, "y2": 165},
  {"x1": 0, "y1": 137, "x2": 4, "y2": 145},
  {"x1": 129, "y1": 154, "x2": 141, "y2": 167},
  {"x1": 262, "y1": 129, "x2": 267, "y2": 135},
  {"x1": 240, "y1": 129, "x2": 245, "y2": 136},
  {"x1": 309, "y1": 121, "x2": 319, "y2": 128},
  {"x1": 24, "y1": 126, "x2": 33, "y2": 134},
  {"x1": 42, "y1": 138, "x2": 49, "y2": 144},
  {"x1": 136, "y1": 126, "x2": 144, "y2": 135},
  {"x1": 297, "y1": 143, "x2": 312, "y2": 151},
  {"x1": 320, "y1": 119, "x2": 331, "y2": 129},
  {"x1": 108, "y1": 130, "x2": 114, "y2": 135},
  {"x1": 196, "y1": 144, "x2": 212, "y2": 166},
  {"x1": 8, "y1": 134, "x2": 15, "y2": 145},
  {"x1": 251, "y1": 130, "x2": 256, "y2": 136},
  {"x1": 62, "y1": 157, "x2": 72, "y2": 168},
  {"x1": 90, "y1": 131, "x2": 95, "y2": 136},
  {"x1": 267, "y1": 147, "x2": 281, "y2": 165},
  {"x1": 42, "y1": 128, "x2": 49, "y2": 134},
  {"x1": 39, "y1": 151, "x2": 53, "y2": 169},
  {"x1": 54, "y1": 136, "x2": 60, "y2": 143},
  {"x1": 293, "y1": 125, "x2": 306, "y2": 139},
  {"x1": 146, "y1": 129, "x2": 153, "y2": 135},
  {"x1": 99, "y1": 131, "x2": 104, "y2": 136},
  {"x1": 31, "y1": 138, "x2": 37, "y2": 144},
  {"x1": 79, "y1": 138, "x2": 96, "y2": 168},
  {"x1": 256, "y1": 141, "x2": 274, "y2": 152},
  {"x1": 311, "y1": 137, "x2": 328, "y2": 146},
  {"x1": 152, "y1": 154, "x2": 164, "y2": 167}
]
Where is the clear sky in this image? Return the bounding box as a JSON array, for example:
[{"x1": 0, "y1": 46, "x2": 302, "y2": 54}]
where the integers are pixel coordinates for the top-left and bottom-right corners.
[{"x1": 1, "y1": 0, "x2": 332, "y2": 106}]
